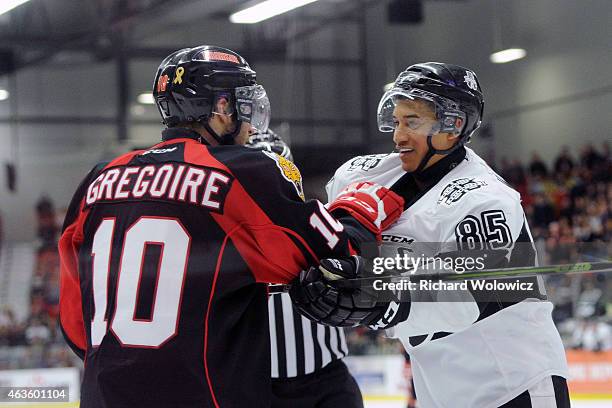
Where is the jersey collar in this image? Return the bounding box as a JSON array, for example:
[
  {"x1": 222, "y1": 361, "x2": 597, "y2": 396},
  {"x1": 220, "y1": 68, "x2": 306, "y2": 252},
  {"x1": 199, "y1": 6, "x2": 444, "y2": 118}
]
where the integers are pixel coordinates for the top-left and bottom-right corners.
[
  {"x1": 390, "y1": 146, "x2": 467, "y2": 211},
  {"x1": 161, "y1": 127, "x2": 210, "y2": 145},
  {"x1": 414, "y1": 146, "x2": 466, "y2": 189}
]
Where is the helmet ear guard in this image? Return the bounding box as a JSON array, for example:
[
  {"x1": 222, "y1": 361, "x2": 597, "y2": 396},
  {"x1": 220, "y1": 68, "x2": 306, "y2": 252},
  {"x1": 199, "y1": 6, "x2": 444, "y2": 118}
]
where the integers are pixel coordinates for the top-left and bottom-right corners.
[{"x1": 439, "y1": 111, "x2": 465, "y2": 135}]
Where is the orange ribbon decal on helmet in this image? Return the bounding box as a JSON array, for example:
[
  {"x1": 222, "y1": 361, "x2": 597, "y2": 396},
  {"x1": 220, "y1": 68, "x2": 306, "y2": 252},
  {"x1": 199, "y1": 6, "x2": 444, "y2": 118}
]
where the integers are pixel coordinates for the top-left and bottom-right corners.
[{"x1": 173, "y1": 67, "x2": 185, "y2": 85}]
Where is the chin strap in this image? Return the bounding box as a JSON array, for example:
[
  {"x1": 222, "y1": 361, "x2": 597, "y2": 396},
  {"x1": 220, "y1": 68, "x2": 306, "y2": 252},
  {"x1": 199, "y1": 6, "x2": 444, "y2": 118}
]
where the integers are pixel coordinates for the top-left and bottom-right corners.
[
  {"x1": 412, "y1": 125, "x2": 465, "y2": 174},
  {"x1": 202, "y1": 120, "x2": 243, "y2": 145}
]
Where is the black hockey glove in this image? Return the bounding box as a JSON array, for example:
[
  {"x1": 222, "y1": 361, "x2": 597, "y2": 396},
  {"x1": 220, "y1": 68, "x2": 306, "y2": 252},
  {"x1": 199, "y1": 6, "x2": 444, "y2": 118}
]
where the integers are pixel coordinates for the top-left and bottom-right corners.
[
  {"x1": 290, "y1": 256, "x2": 410, "y2": 328},
  {"x1": 246, "y1": 128, "x2": 293, "y2": 161}
]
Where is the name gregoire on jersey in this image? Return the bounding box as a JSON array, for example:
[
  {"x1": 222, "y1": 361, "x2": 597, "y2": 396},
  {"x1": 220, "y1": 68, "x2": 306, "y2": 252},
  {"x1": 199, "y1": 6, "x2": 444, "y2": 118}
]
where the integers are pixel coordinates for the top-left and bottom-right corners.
[{"x1": 85, "y1": 162, "x2": 233, "y2": 211}]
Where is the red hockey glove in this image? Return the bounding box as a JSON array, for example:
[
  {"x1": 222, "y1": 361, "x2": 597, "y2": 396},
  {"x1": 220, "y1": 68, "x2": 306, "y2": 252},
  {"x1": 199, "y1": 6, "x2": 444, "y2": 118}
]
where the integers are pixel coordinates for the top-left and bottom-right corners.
[{"x1": 328, "y1": 182, "x2": 404, "y2": 238}]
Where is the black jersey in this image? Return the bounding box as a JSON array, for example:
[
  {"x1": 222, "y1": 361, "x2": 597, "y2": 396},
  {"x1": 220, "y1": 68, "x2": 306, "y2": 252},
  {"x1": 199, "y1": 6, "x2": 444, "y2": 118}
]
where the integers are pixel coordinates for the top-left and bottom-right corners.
[{"x1": 59, "y1": 128, "x2": 371, "y2": 408}]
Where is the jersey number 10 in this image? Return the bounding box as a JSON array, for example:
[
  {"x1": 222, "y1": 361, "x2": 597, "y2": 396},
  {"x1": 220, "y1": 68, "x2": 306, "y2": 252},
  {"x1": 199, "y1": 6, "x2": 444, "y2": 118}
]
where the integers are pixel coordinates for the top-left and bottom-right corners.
[{"x1": 90, "y1": 217, "x2": 190, "y2": 348}]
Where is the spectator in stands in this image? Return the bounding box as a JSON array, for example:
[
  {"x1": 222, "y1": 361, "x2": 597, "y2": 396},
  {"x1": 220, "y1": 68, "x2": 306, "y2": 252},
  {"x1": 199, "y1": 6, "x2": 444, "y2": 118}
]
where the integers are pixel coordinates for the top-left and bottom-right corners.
[
  {"x1": 500, "y1": 158, "x2": 527, "y2": 189},
  {"x1": 44, "y1": 345, "x2": 76, "y2": 367},
  {"x1": 554, "y1": 146, "x2": 574, "y2": 179},
  {"x1": 548, "y1": 278, "x2": 574, "y2": 324},
  {"x1": 575, "y1": 278, "x2": 607, "y2": 319},
  {"x1": 35, "y1": 196, "x2": 59, "y2": 247},
  {"x1": 0, "y1": 307, "x2": 15, "y2": 346},
  {"x1": 558, "y1": 196, "x2": 573, "y2": 221},
  {"x1": 572, "y1": 214, "x2": 592, "y2": 242},
  {"x1": 580, "y1": 143, "x2": 605, "y2": 172},
  {"x1": 25, "y1": 317, "x2": 51, "y2": 345},
  {"x1": 545, "y1": 221, "x2": 575, "y2": 264},
  {"x1": 532, "y1": 193, "x2": 556, "y2": 228},
  {"x1": 529, "y1": 152, "x2": 548, "y2": 178},
  {"x1": 572, "y1": 320, "x2": 612, "y2": 351}
]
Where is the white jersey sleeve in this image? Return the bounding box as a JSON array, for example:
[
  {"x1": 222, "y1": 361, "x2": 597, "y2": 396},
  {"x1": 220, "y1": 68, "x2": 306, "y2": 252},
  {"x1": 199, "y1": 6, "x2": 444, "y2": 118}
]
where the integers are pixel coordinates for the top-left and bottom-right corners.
[
  {"x1": 325, "y1": 159, "x2": 353, "y2": 202},
  {"x1": 326, "y1": 153, "x2": 403, "y2": 202}
]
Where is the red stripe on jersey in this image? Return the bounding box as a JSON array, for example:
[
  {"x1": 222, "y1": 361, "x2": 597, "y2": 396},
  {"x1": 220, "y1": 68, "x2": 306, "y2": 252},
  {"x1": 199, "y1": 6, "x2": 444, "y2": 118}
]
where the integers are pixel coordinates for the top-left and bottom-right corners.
[
  {"x1": 58, "y1": 204, "x2": 89, "y2": 354},
  {"x1": 203, "y1": 227, "x2": 238, "y2": 408},
  {"x1": 348, "y1": 240, "x2": 358, "y2": 256},
  {"x1": 183, "y1": 141, "x2": 316, "y2": 284}
]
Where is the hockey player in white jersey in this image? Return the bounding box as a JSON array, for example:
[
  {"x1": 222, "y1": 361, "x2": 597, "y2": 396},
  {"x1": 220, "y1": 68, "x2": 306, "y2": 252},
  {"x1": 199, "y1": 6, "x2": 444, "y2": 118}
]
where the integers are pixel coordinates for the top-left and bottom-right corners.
[{"x1": 291, "y1": 63, "x2": 570, "y2": 407}]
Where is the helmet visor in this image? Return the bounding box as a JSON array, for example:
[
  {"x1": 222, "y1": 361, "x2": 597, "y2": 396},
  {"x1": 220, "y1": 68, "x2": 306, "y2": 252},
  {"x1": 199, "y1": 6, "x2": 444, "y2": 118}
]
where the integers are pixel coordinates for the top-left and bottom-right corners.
[
  {"x1": 377, "y1": 88, "x2": 466, "y2": 134},
  {"x1": 235, "y1": 85, "x2": 271, "y2": 132}
]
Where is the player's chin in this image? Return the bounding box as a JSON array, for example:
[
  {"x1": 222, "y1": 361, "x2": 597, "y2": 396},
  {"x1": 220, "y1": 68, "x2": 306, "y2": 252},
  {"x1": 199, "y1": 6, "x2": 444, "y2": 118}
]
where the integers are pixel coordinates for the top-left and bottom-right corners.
[{"x1": 400, "y1": 156, "x2": 419, "y2": 172}]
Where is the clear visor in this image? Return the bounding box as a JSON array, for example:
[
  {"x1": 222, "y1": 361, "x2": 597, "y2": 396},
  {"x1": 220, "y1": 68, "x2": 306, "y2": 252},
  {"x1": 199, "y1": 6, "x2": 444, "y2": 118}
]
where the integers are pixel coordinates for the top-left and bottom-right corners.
[
  {"x1": 235, "y1": 85, "x2": 271, "y2": 132},
  {"x1": 377, "y1": 88, "x2": 466, "y2": 134},
  {"x1": 377, "y1": 88, "x2": 434, "y2": 132}
]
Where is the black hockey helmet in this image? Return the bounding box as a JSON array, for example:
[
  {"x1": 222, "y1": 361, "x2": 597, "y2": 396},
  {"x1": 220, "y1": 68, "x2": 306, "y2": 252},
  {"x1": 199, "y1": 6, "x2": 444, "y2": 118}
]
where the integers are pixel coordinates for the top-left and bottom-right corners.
[
  {"x1": 153, "y1": 45, "x2": 270, "y2": 144},
  {"x1": 379, "y1": 62, "x2": 484, "y2": 141},
  {"x1": 377, "y1": 62, "x2": 485, "y2": 172}
]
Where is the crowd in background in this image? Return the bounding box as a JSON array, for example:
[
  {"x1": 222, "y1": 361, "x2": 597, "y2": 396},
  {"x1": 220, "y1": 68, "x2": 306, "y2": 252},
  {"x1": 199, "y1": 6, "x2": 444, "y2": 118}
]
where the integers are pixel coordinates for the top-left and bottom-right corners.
[
  {"x1": 0, "y1": 142, "x2": 610, "y2": 368},
  {"x1": 512, "y1": 142, "x2": 611, "y2": 352},
  {"x1": 0, "y1": 197, "x2": 76, "y2": 369}
]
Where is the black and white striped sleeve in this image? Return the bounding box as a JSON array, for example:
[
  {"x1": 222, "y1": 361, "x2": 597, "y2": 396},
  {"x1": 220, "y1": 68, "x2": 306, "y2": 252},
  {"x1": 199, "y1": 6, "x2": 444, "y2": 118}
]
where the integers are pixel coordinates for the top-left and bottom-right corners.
[{"x1": 269, "y1": 292, "x2": 348, "y2": 378}]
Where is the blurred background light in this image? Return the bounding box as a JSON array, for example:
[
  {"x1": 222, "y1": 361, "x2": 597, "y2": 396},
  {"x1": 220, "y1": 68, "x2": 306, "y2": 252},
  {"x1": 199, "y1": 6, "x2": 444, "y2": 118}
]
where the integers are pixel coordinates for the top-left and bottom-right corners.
[
  {"x1": 137, "y1": 92, "x2": 155, "y2": 105},
  {"x1": 490, "y1": 48, "x2": 527, "y2": 64},
  {"x1": 230, "y1": 0, "x2": 320, "y2": 24},
  {"x1": 0, "y1": 0, "x2": 30, "y2": 16}
]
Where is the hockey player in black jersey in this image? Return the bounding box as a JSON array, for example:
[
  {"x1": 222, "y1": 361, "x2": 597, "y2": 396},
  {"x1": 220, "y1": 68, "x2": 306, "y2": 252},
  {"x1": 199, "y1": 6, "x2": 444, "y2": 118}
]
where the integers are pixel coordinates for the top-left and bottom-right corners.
[
  {"x1": 58, "y1": 45, "x2": 404, "y2": 408},
  {"x1": 292, "y1": 63, "x2": 571, "y2": 407}
]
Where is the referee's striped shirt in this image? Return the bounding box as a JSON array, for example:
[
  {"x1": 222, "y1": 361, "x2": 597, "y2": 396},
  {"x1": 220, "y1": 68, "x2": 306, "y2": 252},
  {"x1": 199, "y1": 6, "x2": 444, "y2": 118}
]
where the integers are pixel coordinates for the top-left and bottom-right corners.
[{"x1": 269, "y1": 292, "x2": 348, "y2": 378}]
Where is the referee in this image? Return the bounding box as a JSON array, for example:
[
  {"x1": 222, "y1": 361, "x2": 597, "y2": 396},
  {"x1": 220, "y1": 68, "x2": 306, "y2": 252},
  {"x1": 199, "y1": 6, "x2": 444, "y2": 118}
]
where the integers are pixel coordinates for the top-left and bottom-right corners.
[
  {"x1": 246, "y1": 129, "x2": 363, "y2": 408},
  {"x1": 269, "y1": 292, "x2": 364, "y2": 408}
]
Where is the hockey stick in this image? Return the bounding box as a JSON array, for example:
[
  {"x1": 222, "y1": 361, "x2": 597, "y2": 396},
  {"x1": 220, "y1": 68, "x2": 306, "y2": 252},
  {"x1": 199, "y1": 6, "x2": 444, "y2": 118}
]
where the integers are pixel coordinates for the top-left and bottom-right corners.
[{"x1": 269, "y1": 261, "x2": 612, "y2": 294}]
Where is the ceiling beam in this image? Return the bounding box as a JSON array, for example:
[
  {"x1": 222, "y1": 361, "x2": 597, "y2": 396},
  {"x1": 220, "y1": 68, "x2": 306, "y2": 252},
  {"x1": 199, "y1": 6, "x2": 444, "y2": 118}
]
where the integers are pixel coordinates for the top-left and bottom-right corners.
[{"x1": 12, "y1": 0, "x2": 193, "y2": 71}]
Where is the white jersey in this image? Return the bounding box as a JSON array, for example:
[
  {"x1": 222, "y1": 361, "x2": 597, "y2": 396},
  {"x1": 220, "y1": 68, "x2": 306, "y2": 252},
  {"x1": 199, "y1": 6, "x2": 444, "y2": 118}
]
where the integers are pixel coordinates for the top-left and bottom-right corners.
[{"x1": 327, "y1": 148, "x2": 568, "y2": 408}]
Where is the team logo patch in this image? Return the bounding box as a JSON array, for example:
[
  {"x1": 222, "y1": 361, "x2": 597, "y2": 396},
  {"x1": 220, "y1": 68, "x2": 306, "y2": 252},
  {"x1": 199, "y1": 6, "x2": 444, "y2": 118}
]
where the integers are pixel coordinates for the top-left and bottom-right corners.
[
  {"x1": 263, "y1": 150, "x2": 305, "y2": 200},
  {"x1": 463, "y1": 70, "x2": 478, "y2": 91},
  {"x1": 438, "y1": 178, "x2": 487, "y2": 205},
  {"x1": 156, "y1": 74, "x2": 169, "y2": 92},
  {"x1": 347, "y1": 154, "x2": 388, "y2": 172}
]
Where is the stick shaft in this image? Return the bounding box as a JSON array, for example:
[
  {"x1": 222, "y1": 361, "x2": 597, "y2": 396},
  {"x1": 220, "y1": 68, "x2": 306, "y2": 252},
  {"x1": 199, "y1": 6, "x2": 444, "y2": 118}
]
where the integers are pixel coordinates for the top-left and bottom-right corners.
[{"x1": 269, "y1": 261, "x2": 612, "y2": 294}]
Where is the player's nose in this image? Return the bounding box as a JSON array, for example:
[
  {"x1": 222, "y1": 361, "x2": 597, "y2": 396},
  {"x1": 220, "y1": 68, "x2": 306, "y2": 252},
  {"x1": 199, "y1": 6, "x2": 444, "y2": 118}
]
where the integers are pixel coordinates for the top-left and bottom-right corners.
[{"x1": 393, "y1": 129, "x2": 412, "y2": 146}]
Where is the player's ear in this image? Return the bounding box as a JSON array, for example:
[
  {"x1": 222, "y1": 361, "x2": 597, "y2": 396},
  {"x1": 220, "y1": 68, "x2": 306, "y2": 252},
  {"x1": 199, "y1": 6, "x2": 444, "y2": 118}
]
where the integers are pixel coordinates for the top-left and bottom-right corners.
[
  {"x1": 214, "y1": 96, "x2": 228, "y2": 113},
  {"x1": 455, "y1": 117, "x2": 464, "y2": 131},
  {"x1": 446, "y1": 133, "x2": 460, "y2": 144},
  {"x1": 213, "y1": 97, "x2": 233, "y2": 124}
]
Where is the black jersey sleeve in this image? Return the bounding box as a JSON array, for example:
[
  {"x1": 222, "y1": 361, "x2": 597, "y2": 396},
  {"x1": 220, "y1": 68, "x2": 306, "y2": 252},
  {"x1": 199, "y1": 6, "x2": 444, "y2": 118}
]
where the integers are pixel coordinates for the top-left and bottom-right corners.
[{"x1": 206, "y1": 147, "x2": 376, "y2": 284}]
